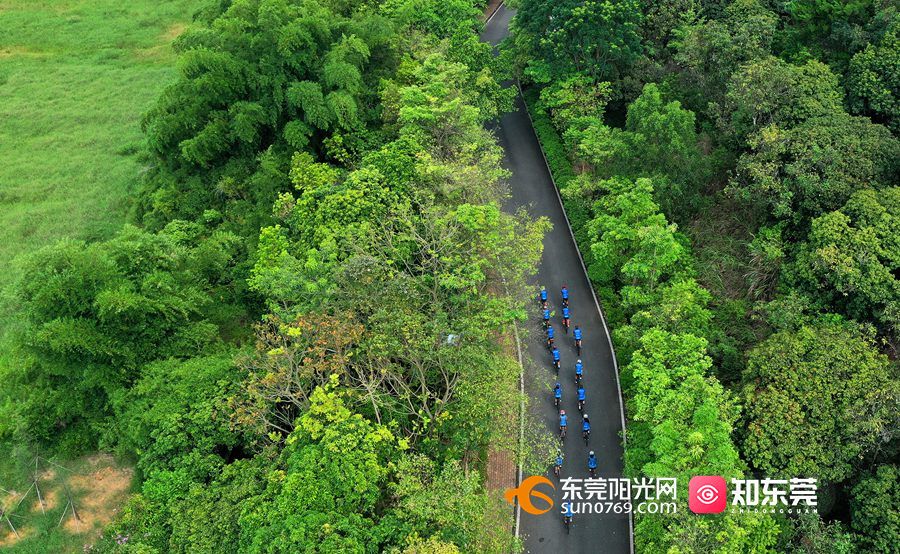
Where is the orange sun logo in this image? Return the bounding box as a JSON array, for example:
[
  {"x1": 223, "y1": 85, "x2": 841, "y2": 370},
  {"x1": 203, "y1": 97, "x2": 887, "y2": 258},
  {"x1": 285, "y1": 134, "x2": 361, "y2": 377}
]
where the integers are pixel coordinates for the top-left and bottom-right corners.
[{"x1": 504, "y1": 475, "x2": 555, "y2": 515}]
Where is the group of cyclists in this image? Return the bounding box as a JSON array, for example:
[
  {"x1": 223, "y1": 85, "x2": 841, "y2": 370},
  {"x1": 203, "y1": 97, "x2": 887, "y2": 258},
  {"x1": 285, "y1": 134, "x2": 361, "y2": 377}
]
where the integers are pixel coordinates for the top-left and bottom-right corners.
[{"x1": 539, "y1": 285, "x2": 597, "y2": 533}]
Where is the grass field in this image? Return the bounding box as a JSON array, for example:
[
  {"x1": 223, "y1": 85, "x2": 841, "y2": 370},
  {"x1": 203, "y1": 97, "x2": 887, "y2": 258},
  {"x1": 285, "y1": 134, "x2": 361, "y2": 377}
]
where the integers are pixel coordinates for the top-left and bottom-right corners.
[
  {"x1": 0, "y1": 2, "x2": 201, "y2": 550},
  {"x1": 0, "y1": 0, "x2": 201, "y2": 320}
]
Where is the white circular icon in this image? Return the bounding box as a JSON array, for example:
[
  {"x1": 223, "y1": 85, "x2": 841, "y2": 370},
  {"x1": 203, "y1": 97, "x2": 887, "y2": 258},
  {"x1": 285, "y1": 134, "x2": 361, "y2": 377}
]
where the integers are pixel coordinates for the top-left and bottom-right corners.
[{"x1": 695, "y1": 484, "x2": 720, "y2": 505}]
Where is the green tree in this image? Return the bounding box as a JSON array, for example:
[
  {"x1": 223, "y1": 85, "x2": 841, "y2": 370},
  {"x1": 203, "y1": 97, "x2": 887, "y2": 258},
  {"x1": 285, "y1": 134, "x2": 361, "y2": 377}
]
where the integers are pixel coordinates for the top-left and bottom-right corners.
[
  {"x1": 742, "y1": 319, "x2": 898, "y2": 483},
  {"x1": 239, "y1": 385, "x2": 403, "y2": 553},
  {"x1": 850, "y1": 464, "x2": 900, "y2": 553},
  {"x1": 137, "y1": 0, "x2": 397, "y2": 230},
  {"x1": 722, "y1": 57, "x2": 844, "y2": 142},
  {"x1": 673, "y1": 0, "x2": 778, "y2": 116},
  {"x1": 791, "y1": 188, "x2": 900, "y2": 337},
  {"x1": 625, "y1": 329, "x2": 779, "y2": 553},
  {"x1": 730, "y1": 113, "x2": 899, "y2": 225},
  {"x1": 848, "y1": 22, "x2": 900, "y2": 133},
  {"x1": 114, "y1": 353, "x2": 246, "y2": 481},
  {"x1": 9, "y1": 223, "x2": 237, "y2": 448},
  {"x1": 513, "y1": 0, "x2": 644, "y2": 82},
  {"x1": 566, "y1": 176, "x2": 689, "y2": 291},
  {"x1": 782, "y1": 513, "x2": 855, "y2": 554},
  {"x1": 568, "y1": 84, "x2": 707, "y2": 219}
]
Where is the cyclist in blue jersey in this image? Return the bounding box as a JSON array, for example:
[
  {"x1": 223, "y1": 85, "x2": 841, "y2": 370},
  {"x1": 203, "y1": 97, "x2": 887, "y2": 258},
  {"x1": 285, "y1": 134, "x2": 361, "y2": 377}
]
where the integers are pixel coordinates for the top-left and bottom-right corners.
[
  {"x1": 573, "y1": 325, "x2": 582, "y2": 354},
  {"x1": 554, "y1": 452, "x2": 563, "y2": 478},
  {"x1": 539, "y1": 286, "x2": 548, "y2": 308},
  {"x1": 553, "y1": 381, "x2": 562, "y2": 409},
  {"x1": 577, "y1": 384, "x2": 586, "y2": 412},
  {"x1": 551, "y1": 346, "x2": 561, "y2": 371},
  {"x1": 542, "y1": 307, "x2": 551, "y2": 329},
  {"x1": 561, "y1": 285, "x2": 569, "y2": 308},
  {"x1": 559, "y1": 409, "x2": 568, "y2": 438},
  {"x1": 547, "y1": 325, "x2": 555, "y2": 350},
  {"x1": 574, "y1": 359, "x2": 583, "y2": 384},
  {"x1": 587, "y1": 450, "x2": 598, "y2": 478},
  {"x1": 562, "y1": 307, "x2": 571, "y2": 333},
  {"x1": 563, "y1": 502, "x2": 574, "y2": 532}
]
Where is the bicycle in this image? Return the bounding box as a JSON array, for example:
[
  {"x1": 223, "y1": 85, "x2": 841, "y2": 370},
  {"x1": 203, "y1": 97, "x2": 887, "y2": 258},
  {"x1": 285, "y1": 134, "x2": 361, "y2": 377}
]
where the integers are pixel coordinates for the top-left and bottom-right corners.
[
  {"x1": 582, "y1": 428, "x2": 590, "y2": 445},
  {"x1": 575, "y1": 338, "x2": 582, "y2": 356},
  {"x1": 560, "y1": 425, "x2": 567, "y2": 440},
  {"x1": 577, "y1": 398, "x2": 585, "y2": 413},
  {"x1": 563, "y1": 514, "x2": 572, "y2": 534}
]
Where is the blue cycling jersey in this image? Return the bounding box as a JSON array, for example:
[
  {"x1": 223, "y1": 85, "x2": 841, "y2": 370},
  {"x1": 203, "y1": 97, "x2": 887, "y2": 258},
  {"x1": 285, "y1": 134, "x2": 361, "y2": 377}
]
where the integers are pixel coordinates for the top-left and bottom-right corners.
[
  {"x1": 542, "y1": 309, "x2": 550, "y2": 320},
  {"x1": 564, "y1": 504, "x2": 574, "y2": 517},
  {"x1": 554, "y1": 385, "x2": 562, "y2": 399},
  {"x1": 575, "y1": 362, "x2": 583, "y2": 375},
  {"x1": 577, "y1": 388, "x2": 585, "y2": 400},
  {"x1": 547, "y1": 326, "x2": 555, "y2": 339},
  {"x1": 573, "y1": 328, "x2": 582, "y2": 340},
  {"x1": 562, "y1": 307, "x2": 571, "y2": 319},
  {"x1": 561, "y1": 287, "x2": 569, "y2": 299},
  {"x1": 588, "y1": 455, "x2": 597, "y2": 469},
  {"x1": 556, "y1": 456, "x2": 563, "y2": 466},
  {"x1": 560, "y1": 414, "x2": 568, "y2": 427},
  {"x1": 540, "y1": 289, "x2": 548, "y2": 301},
  {"x1": 582, "y1": 421, "x2": 591, "y2": 432},
  {"x1": 552, "y1": 349, "x2": 560, "y2": 361}
]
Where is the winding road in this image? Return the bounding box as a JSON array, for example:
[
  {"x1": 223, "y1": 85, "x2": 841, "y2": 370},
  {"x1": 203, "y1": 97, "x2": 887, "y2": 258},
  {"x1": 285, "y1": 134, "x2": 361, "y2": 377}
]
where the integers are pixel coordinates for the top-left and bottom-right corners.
[{"x1": 482, "y1": 6, "x2": 633, "y2": 553}]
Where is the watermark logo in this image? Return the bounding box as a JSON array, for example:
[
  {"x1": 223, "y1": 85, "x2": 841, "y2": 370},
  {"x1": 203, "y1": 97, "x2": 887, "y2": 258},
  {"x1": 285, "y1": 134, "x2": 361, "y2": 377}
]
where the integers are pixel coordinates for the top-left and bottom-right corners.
[
  {"x1": 689, "y1": 476, "x2": 727, "y2": 514},
  {"x1": 504, "y1": 475, "x2": 555, "y2": 515}
]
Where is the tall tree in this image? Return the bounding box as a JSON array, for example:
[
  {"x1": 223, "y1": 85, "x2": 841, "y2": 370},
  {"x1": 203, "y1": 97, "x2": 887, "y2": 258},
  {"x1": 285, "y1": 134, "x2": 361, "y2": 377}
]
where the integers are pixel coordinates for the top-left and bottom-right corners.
[
  {"x1": 513, "y1": 0, "x2": 643, "y2": 83},
  {"x1": 791, "y1": 188, "x2": 900, "y2": 337},
  {"x1": 742, "y1": 319, "x2": 898, "y2": 483}
]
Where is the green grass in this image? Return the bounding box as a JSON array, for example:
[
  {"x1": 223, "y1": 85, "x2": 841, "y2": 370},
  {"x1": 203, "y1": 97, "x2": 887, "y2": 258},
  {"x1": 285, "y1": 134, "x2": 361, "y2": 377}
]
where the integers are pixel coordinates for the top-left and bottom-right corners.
[
  {"x1": 0, "y1": 0, "x2": 202, "y2": 320},
  {"x1": 0, "y1": 2, "x2": 202, "y2": 549}
]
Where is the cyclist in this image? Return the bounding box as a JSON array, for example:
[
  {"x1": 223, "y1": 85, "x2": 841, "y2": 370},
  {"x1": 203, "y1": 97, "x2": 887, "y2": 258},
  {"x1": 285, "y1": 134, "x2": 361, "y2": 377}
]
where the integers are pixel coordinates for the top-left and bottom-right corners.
[
  {"x1": 573, "y1": 325, "x2": 582, "y2": 354},
  {"x1": 582, "y1": 414, "x2": 591, "y2": 445},
  {"x1": 554, "y1": 452, "x2": 563, "y2": 478},
  {"x1": 577, "y1": 384, "x2": 586, "y2": 412},
  {"x1": 562, "y1": 502, "x2": 574, "y2": 532},
  {"x1": 587, "y1": 451, "x2": 598, "y2": 478},
  {"x1": 574, "y1": 359, "x2": 584, "y2": 384},
  {"x1": 539, "y1": 286, "x2": 548, "y2": 308},
  {"x1": 561, "y1": 285, "x2": 569, "y2": 308},
  {"x1": 547, "y1": 325, "x2": 555, "y2": 350},
  {"x1": 562, "y1": 306, "x2": 571, "y2": 333},
  {"x1": 559, "y1": 409, "x2": 568, "y2": 439},
  {"x1": 553, "y1": 381, "x2": 562, "y2": 409},
  {"x1": 551, "y1": 346, "x2": 561, "y2": 371},
  {"x1": 542, "y1": 307, "x2": 551, "y2": 329}
]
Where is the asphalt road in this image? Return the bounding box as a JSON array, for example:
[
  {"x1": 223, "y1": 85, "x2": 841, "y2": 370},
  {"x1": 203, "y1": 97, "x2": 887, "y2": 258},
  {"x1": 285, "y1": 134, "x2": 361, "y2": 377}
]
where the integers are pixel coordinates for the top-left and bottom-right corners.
[{"x1": 482, "y1": 6, "x2": 632, "y2": 553}]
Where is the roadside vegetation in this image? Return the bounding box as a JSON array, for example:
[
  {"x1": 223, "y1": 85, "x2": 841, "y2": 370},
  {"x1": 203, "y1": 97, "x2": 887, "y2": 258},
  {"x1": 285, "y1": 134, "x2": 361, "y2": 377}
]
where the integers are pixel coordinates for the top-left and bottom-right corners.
[
  {"x1": 1, "y1": 1, "x2": 544, "y2": 552},
  {"x1": 509, "y1": 0, "x2": 898, "y2": 551}
]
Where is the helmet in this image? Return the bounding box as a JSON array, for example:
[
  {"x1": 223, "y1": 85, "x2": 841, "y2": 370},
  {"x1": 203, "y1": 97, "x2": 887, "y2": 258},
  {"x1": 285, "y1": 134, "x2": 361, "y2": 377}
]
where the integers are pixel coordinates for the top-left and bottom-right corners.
[
  {"x1": 555, "y1": 381, "x2": 560, "y2": 386},
  {"x1": 577, "y1": 359, "x2": 582, "y2": 363},
  {"x1": 583, "y1": 414, "x2": 588, "y2": 419},
  {"x1": 589, "y1": 451, "x2": 595, "y2": 456},
  {"x1": 560, "y1": 410, "x2": 566, "y2": 415}
]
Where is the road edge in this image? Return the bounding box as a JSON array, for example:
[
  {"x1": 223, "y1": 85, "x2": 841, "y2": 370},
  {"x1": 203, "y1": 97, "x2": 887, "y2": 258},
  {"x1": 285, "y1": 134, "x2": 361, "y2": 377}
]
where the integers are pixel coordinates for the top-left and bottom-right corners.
[{"x1": 515, "y1": 80, "x2": 635, "y2": 554}]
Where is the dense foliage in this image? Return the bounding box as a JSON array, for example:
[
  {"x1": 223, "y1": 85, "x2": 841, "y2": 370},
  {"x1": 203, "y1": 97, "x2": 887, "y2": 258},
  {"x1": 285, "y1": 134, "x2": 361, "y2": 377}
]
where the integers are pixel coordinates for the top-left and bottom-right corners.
[
  {"x1": 1, "y1": 1, "x2": 541, "y2": 552},
  {"x1": 513, "y1": 0, "x2": 899, "y2": 550}
]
